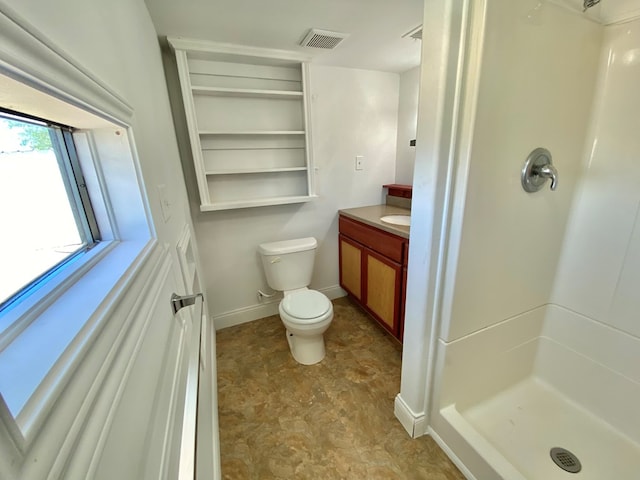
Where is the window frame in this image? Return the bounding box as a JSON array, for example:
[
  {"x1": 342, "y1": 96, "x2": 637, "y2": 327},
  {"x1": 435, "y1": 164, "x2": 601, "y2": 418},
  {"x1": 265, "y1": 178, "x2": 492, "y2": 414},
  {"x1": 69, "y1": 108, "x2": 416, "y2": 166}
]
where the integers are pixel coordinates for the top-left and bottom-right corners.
[{"x1": 0, "y1": 108, "x2": 101, "y2": 313}]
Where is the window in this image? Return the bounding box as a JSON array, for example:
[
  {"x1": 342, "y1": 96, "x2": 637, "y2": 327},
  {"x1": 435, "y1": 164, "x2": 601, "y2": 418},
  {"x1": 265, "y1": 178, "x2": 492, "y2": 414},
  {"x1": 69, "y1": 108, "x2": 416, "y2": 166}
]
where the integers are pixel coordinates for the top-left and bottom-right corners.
[
  {"x1": 0, "y1": 20, "x2": 156, "y2": 452},
  {"x1": 0, "y1": 109, "x2": 99, "y2": 311}
]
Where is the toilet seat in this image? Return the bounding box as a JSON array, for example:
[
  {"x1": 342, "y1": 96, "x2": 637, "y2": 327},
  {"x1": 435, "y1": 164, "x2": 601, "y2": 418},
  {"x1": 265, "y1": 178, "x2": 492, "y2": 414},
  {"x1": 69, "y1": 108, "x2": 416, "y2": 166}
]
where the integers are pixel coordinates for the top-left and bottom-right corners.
[{"x1": 281, "y1": 290, "x2": 331, "y2": 323}]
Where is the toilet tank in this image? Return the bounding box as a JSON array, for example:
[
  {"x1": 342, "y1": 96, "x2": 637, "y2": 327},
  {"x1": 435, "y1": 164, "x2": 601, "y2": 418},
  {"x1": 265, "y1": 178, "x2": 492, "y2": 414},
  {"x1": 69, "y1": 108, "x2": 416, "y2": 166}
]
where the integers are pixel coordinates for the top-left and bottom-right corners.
[{"x1": 258, "y1": 237, "x2": 317, "y2": 291}]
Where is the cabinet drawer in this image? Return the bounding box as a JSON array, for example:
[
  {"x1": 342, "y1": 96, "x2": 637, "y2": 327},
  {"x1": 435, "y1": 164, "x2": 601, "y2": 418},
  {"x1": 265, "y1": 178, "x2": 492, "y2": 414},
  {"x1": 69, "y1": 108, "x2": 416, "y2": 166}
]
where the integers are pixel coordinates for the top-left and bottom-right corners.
[{"x1": 339, "y1": 216, "x2": 404, "y2": 263}]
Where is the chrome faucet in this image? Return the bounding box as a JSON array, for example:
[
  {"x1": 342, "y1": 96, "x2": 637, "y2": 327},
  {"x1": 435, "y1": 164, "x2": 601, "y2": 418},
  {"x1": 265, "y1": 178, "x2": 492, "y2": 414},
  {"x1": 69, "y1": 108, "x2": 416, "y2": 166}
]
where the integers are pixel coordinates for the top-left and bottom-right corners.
[
  {"x1": 537, "y1": 163, "x2": 558, "y2": 191},
  {"x1": 521, "y1": 147, "x2": 558, "y2": 192}
]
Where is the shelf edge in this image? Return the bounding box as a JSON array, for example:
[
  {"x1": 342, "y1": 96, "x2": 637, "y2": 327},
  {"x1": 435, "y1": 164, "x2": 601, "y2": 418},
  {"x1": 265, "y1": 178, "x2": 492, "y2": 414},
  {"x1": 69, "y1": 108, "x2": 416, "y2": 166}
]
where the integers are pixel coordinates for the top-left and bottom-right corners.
[{"x1": 200, "y1": 195, "x2": 317, "y2": 211}]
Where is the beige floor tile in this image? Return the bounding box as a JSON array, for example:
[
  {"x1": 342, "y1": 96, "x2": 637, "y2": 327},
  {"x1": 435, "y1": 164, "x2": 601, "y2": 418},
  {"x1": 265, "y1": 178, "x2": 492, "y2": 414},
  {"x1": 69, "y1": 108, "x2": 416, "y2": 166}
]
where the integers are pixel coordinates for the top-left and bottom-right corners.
[{"x1": 216, "y1": 296, "x2": 464, "y2": 479}]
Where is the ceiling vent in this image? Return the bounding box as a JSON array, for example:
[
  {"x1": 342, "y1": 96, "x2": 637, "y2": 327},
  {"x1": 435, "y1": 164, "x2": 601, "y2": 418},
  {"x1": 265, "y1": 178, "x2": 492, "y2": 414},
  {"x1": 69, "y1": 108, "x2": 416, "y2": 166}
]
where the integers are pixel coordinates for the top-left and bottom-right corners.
[
  {"x1": 402, "y1": 25, "x2": 423, "y2": 40},
  {"x1": 300, "y1": 29, "x2": 349, "y2": 49}
]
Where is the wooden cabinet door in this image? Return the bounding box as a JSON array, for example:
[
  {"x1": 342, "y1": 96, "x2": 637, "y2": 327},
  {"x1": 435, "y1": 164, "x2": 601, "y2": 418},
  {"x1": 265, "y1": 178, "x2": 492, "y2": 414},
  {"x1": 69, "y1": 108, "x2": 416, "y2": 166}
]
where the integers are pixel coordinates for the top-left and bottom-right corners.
[
  {"x1": 339, "y1": 234, "x2": 363, "y2": 300},
  {"x1": 364, "y1": 248, "x2": 401, "y2": 336}
]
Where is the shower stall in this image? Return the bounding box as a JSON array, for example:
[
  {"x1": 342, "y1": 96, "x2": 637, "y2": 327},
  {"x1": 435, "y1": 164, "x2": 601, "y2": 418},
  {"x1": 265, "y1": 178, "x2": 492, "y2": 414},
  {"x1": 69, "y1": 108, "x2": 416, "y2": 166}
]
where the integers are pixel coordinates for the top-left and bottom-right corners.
[{"x1": 419, "y1": 0, "x2": 640, "y2": 478}]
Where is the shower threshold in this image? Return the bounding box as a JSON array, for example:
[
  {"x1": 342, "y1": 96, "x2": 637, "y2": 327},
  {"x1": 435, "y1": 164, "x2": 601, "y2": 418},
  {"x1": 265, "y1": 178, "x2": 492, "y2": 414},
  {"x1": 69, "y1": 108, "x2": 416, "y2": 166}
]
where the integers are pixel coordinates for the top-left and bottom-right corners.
[{"x1": 452, "y1": 377, "x2": 640, "y2": 479}]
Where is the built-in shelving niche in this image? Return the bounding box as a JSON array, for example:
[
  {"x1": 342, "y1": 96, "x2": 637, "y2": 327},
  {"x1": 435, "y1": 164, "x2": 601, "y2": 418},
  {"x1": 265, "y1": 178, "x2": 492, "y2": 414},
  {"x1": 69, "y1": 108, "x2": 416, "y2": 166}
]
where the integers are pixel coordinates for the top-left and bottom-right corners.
[{"x1": 168, "y1": 38, "x2": 316, "y2": 211}]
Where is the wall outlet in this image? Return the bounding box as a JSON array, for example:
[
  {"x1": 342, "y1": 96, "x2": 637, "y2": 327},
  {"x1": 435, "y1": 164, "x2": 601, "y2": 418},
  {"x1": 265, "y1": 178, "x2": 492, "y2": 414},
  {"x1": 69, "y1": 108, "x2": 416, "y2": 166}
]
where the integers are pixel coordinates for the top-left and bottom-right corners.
[{"x1": 355, "y1": 155, "x2": 364, "y2": 171}]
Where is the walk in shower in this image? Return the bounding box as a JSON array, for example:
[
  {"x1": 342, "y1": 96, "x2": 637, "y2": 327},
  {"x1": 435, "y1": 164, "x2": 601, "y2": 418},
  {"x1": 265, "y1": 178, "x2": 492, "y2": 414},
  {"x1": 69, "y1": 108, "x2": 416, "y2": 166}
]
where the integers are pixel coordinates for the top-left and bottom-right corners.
[{"x1": 427, "y1": 0, "x2": 640, "y2": 478}]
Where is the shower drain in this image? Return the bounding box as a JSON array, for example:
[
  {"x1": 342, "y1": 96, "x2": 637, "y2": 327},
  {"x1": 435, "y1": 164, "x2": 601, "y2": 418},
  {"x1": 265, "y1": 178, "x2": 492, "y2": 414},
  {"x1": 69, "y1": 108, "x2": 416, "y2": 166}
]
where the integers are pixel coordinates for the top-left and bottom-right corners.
[{"x1": 550, "y1": 447, "x2": 582, "y2": 473}]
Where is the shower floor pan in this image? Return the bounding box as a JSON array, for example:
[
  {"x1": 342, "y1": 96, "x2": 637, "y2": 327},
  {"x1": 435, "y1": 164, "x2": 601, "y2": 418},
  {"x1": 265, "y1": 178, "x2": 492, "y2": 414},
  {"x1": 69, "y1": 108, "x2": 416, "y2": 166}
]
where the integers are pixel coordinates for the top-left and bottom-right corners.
[{"x1": 442, "y1": 377, "x2": 640, "y2": 479}]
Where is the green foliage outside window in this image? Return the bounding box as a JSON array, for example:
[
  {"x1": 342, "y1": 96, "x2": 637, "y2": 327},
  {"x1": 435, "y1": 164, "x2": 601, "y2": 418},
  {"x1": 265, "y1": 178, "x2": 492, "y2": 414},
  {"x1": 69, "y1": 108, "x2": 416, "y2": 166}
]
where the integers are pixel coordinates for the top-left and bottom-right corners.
[{"x1": 5, "y1": 120, "x2": 52, "y2": 151}]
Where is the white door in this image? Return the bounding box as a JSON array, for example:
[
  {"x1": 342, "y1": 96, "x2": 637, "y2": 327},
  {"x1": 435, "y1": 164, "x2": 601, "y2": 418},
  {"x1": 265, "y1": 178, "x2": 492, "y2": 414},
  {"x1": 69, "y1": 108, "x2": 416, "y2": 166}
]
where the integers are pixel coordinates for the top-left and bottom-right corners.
[{"x1": 89, "y1": 227, "x2": 219, "y2": 480}]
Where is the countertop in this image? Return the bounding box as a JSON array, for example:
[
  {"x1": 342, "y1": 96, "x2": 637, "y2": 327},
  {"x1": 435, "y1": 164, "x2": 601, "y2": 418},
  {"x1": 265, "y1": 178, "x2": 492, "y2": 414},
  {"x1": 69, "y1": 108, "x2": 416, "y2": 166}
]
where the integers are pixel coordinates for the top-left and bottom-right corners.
[{"x1": 339, "y1": 205, "x2": 410, "y2": 239}]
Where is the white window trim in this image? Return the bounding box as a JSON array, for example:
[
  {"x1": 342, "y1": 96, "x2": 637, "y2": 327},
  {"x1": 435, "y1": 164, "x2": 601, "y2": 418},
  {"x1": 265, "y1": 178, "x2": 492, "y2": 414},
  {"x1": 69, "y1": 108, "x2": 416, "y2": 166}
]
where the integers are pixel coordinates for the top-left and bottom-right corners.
[
  {"x1": 0, "y1": 2, "x2": 132, "y2": 126},
  {"x1": 0, "y1": 2, "x2": 159, "y2": 456},
  {"x1": 0, "y1": 241, "x2": 117, "y2": 349}
]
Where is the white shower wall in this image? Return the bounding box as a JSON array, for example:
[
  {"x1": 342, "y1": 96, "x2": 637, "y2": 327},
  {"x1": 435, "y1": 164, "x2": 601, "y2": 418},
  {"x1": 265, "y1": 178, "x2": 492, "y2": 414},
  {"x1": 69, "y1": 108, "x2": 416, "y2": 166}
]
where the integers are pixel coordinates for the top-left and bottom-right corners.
[
  {"x1": 440, "y1": 0, "x2": 602, "y2": 342},
  {"x1": 544, "y1": 16, "x2": 640, "y2": 444},
  {"x1": 429, "y1": 3, "x2": 640, "y2": 479},
  {"x1": 552, "y1": 18, "x2": 640, "y2": 339}
]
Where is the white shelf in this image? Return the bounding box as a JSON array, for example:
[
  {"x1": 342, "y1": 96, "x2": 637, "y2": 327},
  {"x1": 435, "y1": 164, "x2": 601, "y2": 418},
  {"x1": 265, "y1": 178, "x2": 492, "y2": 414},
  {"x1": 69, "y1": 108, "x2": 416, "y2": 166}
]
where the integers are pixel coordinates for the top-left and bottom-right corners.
[
  {"x1": 198, "y1": 130, "x2": 305, "y2": 136},
  {"x1": 205, "y1": 167, "x2": 307, "y2": 175},
  {"x1": 169, "y1": 39, "x2": 315, "y2": 211},
  {"x1": 200, "y1": 195, "x2": 316, "y2": 212},
  {"x1": 191, "y1": 86, "x2": 303, "y2": 99}
]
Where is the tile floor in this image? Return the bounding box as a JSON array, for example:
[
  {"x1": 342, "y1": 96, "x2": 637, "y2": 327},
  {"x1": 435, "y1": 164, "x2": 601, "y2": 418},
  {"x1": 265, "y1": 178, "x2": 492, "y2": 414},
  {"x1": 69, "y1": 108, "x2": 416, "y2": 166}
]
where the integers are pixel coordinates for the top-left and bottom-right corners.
[{"x1": 216, "y1": 296, "x2": 465, "y2": 479}]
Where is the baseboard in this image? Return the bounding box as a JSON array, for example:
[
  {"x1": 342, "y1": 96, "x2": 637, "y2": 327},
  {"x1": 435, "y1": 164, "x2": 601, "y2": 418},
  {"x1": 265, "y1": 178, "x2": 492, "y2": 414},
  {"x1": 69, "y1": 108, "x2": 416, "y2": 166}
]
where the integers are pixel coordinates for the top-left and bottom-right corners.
[
  {"x1": 213, "y1": 301, "x2": 279, "y2": 331},
  {"x1": 394, "y1": 394, "x2": 428, "y2": 438},
  {"x1": 320, "y1": 284, "x2": 347, "y2": 301},
  {"x1": 213, "y1": 285, "x2": 346, "y2": 331}
]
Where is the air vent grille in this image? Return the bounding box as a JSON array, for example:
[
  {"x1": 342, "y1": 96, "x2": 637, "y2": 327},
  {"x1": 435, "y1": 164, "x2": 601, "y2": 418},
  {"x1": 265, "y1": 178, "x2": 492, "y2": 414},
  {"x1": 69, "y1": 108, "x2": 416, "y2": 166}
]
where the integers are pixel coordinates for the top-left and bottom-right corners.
[{"x1": 300, "y1": 29, "x2": 349, "y2": 49}]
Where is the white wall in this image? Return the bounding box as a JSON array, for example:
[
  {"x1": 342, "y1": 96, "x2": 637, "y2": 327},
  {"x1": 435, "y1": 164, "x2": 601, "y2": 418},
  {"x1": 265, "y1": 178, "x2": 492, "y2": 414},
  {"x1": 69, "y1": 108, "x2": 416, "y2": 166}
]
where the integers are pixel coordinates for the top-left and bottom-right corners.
[
  {"x1": 395, "y1": 66, "x2": 420, "y2": 184},
  {"x1": 168, "y1": 64, "x2": 400, "y2": 328},
  {"x1": 441, "y1": 0, "x2": 602, "y2": 341},
  {"x1": 0, "y1": 0, "x2": 206, "y2": 478},
  {"x1": 552, "y1": 18, "x2": 640, "y2": 340}
]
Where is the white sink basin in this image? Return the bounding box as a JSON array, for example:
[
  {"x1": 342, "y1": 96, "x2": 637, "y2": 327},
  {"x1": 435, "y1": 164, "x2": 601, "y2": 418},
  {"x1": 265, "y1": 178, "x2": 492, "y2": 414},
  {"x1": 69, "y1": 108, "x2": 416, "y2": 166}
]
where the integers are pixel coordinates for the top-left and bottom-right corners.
[{"x1": 380, "y1": 215, "x2": 411, "y2": 226}]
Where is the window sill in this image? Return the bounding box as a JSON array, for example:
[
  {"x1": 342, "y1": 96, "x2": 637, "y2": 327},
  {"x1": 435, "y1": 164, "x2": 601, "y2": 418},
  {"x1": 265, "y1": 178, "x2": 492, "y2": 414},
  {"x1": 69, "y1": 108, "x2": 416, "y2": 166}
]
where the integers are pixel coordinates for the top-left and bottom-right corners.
[{"x1": 0, "y1": 237, "x2": 157, "y2": 441}]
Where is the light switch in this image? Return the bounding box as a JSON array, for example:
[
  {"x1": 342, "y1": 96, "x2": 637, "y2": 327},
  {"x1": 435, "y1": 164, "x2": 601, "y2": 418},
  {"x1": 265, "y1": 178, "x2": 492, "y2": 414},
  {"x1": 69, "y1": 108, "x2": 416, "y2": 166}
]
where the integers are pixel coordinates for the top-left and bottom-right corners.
[{"x1": 355, "y1": 155, "x2": 364, "y2": 171}]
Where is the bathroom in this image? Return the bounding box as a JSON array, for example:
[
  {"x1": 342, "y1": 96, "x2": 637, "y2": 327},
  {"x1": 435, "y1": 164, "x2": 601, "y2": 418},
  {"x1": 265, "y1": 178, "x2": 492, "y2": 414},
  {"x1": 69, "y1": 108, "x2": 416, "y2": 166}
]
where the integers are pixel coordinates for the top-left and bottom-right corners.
[{"x1": 0, "y1": 0, "x2": 639, "y2": 478}]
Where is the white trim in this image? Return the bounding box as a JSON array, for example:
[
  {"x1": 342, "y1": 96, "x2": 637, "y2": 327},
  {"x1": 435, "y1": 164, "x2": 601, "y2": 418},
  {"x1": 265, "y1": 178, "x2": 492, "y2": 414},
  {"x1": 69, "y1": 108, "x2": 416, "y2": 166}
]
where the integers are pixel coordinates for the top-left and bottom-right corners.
[
  {"x1": 176, "y1": 301, "x2": 202, "y2": 480},
  {"x1": 0, "y1": 240, "x2": 117, "y2": 349},
  {"x1": 176, "y1": 224, "x2": 196, "y2": 291},
  {"x1": 58, "y1": 247, "x2": 171, "y2": 479},
  {"x1": 173, "y1": 49, "x2": 211, "y2": 206},
  {"x1": 394, "y1": 394, "x2": 427, "y2": 438},
  {"x1": 0, "y1": 2, "x2": 132, "y2": 126},
  {"x1": 302, "y1": 62, "x2": 316, "y2": 197},
  {"x1": 2, "y1": 240, "x2": 157, "y2": 451},
  {"x1": 399, "y1": 0, "x2": 474, "y2": 432},
  {"x1": 80, "y1": 131, "x2": 121, "y2": 239},
  {"x1": 86, "y1": 255, "x2": 173, "y2": 479},
  {"x1": 213, "y1": 300, "x2": 280, "y2": 331},
  {"x1": 167, "y1": 37, "x2": 312, "y2": 63},
  {"x1": 213, "y1": 285, "x2": 345, "y2": 330},
  {"x1": 428, "y1": 425, "x2": 477, "y2": 480}
]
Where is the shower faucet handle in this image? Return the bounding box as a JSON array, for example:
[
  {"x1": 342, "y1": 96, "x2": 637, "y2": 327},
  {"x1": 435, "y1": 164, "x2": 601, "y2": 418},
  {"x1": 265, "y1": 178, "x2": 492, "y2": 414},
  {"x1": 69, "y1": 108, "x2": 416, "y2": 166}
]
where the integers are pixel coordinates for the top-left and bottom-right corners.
[
  {"x1": 521, "y1": 147, "x2": 558, "y2": 193},
  {"x1": 537, "y1": 163, "x2": 558, "y2": 191}
]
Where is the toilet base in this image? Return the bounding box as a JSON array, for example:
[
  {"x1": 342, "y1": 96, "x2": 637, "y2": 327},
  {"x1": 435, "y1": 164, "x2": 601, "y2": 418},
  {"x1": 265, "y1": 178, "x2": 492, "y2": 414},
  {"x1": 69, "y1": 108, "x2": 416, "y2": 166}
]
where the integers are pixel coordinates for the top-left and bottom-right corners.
[{"x1": 286, "y1": 330, "x2": 326, "y2": 365}]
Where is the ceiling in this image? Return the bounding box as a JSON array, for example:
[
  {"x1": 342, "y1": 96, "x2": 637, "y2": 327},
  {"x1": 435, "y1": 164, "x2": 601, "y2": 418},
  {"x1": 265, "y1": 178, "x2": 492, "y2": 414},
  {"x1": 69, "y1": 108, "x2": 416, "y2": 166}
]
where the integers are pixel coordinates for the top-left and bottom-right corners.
[
  {"x1": 144, "y1": 0, "x2": 640, "y2": 74},
  {"x1": 143, "y1": 0, "x2": 424, "y2": 73}
]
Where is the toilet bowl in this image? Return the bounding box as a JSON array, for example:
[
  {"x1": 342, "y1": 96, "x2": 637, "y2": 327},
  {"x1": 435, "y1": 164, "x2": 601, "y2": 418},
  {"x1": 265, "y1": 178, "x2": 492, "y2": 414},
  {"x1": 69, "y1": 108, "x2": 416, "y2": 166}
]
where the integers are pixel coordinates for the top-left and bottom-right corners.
[
  {"x1": 279, "y1": 289, "x2": 333, "y2": 365},
  {"x1": 258, "y1": 237, "x2": 334, "y2": 365}
]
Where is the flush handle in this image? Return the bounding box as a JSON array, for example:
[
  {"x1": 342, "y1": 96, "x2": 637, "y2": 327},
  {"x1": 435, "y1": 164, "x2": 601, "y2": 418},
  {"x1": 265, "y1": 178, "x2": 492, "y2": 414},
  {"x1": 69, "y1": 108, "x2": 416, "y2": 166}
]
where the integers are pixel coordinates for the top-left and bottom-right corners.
[{"x1": 522, "y1": 147, "x2": 558, "y2": 192}]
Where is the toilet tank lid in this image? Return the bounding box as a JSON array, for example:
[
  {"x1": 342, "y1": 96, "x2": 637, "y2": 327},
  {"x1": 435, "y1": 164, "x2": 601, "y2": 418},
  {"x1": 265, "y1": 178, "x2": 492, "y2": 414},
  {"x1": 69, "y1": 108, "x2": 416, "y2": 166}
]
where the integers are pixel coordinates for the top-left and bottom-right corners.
[{"x1": 258, "y1": 237, "x2": 317, "y2": 255}]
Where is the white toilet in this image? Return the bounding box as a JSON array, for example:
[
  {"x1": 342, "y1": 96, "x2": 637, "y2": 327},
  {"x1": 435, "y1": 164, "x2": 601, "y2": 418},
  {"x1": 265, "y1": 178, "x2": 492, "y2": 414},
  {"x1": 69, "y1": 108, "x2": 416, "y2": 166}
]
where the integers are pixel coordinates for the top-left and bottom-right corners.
[{"x1": 258, "y1": 237, "x2": 333, "y2": 365}]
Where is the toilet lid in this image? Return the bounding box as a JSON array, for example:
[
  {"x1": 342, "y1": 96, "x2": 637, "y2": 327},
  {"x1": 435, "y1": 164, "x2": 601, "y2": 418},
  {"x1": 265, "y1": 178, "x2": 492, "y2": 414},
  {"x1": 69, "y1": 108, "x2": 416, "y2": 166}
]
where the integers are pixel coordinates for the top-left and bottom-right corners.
[{"x1": 281, "y1": 290, "x2": 331, "y2": 319}]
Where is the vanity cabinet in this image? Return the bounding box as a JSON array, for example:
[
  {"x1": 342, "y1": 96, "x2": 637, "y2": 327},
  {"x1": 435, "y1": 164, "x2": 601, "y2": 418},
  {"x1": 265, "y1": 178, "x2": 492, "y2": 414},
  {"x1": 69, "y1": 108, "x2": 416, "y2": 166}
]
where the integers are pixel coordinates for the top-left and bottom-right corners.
[{"x1": 339, "y1": 215, "x2": 408, "y2": 341}]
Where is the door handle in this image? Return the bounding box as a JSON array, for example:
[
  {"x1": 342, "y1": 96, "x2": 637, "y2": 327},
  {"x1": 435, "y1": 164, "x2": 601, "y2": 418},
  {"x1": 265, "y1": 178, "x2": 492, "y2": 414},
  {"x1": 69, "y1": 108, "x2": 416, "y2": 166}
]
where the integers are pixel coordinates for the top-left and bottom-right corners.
[{"x1": 170, "y1": 292, "x2": 203, "y2": 315}]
